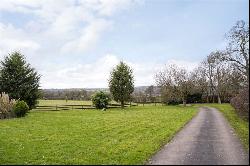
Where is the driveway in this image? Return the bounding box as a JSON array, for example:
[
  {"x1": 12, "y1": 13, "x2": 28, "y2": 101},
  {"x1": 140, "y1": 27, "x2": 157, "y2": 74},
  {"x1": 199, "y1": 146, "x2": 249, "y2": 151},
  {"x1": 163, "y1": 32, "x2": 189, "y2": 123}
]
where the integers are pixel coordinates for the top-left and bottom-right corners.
[{"x1": 147, "y1": 107, "x2": 249, "y2": 165}]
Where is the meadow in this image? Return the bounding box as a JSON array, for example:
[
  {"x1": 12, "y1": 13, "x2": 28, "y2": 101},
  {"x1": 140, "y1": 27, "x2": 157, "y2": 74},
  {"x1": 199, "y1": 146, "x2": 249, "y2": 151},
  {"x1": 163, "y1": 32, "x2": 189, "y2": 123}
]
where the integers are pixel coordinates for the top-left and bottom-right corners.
[
  {"x1": 0, "y1": 102, "x2": 197, "y2": 165},
  {"x1": 37, "y1": 99, "x2": 93, "y2": 106}
]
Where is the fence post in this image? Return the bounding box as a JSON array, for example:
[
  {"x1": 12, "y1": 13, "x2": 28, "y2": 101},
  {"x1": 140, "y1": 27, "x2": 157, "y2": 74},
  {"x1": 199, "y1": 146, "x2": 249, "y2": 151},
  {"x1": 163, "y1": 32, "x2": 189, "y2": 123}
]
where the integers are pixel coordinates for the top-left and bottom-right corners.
[{"x1": 56, "y1": 105, "x2": 57, "y2": 111}]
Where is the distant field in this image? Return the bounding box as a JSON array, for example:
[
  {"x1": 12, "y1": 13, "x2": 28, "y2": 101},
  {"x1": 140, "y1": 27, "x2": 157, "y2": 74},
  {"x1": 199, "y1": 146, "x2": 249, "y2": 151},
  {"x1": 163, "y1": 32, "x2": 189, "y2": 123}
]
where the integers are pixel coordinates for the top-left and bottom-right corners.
[
  {"x1": 36, "y1": 100, "x2": 138, "y2": 111},
  {"x1": 37, "y1": 100, "x2": 160, "y2": 107},
  {"x1": 0, "y1": 105, "x2": 197, "y2": 164},
  {"x1": 37, "y1": 100, "x2": 92, "y2": 106}
]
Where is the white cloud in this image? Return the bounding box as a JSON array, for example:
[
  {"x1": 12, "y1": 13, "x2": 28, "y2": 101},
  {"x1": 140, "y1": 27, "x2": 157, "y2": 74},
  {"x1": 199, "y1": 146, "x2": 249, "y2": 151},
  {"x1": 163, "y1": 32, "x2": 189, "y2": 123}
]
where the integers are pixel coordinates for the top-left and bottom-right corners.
[
  {"x1": 39, "y1": 53, "x2": 198, "y2": 89},
  {"x1": 0, "y1": 0, "x2": 139, "y2": 57},
  {"x1": 40, "y1": 54, "x2": 120, "y2": 88},
  {"x1": 61, "y1": 19, "x2": 112, "y2": 54},
  {"x1": 1, "y1": 0, "x2": 198, "y2": 89},
  {"x1": 0, "y1": 23, "x2": 40, "y2": 57}
]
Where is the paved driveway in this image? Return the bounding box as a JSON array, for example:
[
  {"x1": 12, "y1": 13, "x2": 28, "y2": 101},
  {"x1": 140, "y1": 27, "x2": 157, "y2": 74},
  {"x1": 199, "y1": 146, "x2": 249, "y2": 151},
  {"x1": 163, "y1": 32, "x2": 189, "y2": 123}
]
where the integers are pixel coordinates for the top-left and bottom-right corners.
[{"x1": 147, "y1": 107, "x2": 249, "y2": 165}]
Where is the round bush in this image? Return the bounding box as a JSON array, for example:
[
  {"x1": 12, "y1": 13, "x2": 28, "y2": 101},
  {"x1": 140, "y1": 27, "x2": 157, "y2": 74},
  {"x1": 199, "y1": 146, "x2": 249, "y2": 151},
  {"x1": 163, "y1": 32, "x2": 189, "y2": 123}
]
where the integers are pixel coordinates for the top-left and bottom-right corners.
[
  {"x1": 91, "y1": 91, "x2": 111, "y2": 109},
  {"x1": 168, "y1": 99, "x2": 182, "y2": 105},
  {"x1": 13, "y1": 100, "x2": 29, "y2": 117}
]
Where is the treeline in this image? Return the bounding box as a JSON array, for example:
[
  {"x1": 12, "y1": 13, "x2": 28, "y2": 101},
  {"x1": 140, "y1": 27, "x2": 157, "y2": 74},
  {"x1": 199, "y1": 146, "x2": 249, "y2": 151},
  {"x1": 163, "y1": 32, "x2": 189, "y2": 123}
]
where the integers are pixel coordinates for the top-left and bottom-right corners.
[
  {"x1": 155, "y1": 20, "x2": 249, "y2": 118},
  {"x1": 155, "y1": 20, "x2": 248, "y2": 104}
]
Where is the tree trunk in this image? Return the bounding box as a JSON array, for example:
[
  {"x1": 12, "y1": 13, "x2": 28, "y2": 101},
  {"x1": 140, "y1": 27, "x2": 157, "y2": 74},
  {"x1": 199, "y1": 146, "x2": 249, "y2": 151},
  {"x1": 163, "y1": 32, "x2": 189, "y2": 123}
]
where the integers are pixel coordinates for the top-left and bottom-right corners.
[
  {"x1": 183, "y1": 100, "x2": 186, "y2": 107},
  {"x1": 218, "y1": 95, "x2": 221, "y2": 104},
  {"x1": 121, "y1": 101, "x2": 124, "y2": 109}
]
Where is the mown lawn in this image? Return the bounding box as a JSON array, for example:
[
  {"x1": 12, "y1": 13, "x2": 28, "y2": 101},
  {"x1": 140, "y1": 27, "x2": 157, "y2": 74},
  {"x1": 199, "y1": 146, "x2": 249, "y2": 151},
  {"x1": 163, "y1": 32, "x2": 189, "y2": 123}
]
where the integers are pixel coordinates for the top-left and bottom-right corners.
[
  {"x1": 0, "y1": 105, "x2": 197, "y2": 164},
  {"x1": 195, "y1": 103, "x2": 249, "y2": 151}
]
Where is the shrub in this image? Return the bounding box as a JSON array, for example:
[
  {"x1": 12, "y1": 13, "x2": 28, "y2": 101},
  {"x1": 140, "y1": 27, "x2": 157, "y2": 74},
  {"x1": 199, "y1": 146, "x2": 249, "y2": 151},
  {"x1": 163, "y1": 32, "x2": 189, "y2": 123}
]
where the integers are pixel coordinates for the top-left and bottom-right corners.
[
  {"x1": 187, "y1": 93, "x2": 202, "y2": 103},
  {"x1": 0, "y1": 92, "x2": 16, "y2": 119},
  {"x1": 168, "y1": 99, "x2": 182, "y2": 105},
  {"x1": 91, "y1": 91, "x2": 111, "y2": 109},
  {"x1": 13, "y1": 100, "x2": 29, "y2": 117},
  {"x1": 230, "y1": 87, "x2": 249, "y2": 120}
]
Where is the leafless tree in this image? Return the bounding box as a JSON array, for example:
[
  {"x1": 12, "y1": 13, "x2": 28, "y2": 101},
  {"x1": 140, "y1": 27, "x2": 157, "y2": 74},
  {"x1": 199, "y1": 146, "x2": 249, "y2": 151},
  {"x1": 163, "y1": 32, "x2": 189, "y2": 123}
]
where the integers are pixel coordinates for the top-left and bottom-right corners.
[
  {"x1": 190, "y1": 66, "x2": 209, "y2": 102},
  {"x1": 223, "y1": 20, "x2": 249, "y2": 85},
  {"x1": 200, "y1": 51, "x2": 245, "y2": 104},
  {"x1": 155, "y1": 64, "x2": 193, "y2": 106}
]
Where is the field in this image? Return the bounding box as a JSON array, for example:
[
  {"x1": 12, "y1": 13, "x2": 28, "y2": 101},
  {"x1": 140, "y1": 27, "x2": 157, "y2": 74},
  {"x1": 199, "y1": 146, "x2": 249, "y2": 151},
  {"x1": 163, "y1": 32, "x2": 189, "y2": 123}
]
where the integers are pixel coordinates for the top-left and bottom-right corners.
[
  {"x1": 0, "y1": 103, "x2": 197, "y2": 164},
  {"x1": 38, "y1": 100, "x2": 93, "y2": 106},
  {"x1": 35, "y1": 100, "x2": 138, "y2": 111}
]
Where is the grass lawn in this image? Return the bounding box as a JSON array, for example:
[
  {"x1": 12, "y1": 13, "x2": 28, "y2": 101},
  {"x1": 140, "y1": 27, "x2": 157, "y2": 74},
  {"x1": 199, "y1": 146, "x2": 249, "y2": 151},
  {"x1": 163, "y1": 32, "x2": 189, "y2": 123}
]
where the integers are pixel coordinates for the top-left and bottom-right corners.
[
  {"x1": 195, "y1": 103, "x2": 249, "y2": 151},
  {"x1": 0, "y1": 105, "x2": 197, "y2": 164}
]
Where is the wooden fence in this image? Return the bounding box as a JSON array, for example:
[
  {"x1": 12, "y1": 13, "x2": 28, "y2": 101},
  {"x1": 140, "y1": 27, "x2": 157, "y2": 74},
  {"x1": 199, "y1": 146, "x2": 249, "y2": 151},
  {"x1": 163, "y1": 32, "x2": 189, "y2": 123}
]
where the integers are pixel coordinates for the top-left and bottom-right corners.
[{"x1": 33, "y1": 103, "x2": 138, "y2": 111}]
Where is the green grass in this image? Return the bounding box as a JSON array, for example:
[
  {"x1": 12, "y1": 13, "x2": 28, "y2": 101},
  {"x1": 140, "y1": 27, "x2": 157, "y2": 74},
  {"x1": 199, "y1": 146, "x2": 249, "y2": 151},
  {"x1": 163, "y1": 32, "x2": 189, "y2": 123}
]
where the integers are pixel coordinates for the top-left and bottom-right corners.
[
  {"x1": 37, "y1": 100, "x2": 92, "y2": 106},
  {"x1": 37, "y1": 99, "x2": 134, "y2": 106},
  {"x1": 195, "y1": 103, "x2": 249, "y2": 151},
  {"x1": 0, "y1": 105, "x2": 197, "y2": 164}
]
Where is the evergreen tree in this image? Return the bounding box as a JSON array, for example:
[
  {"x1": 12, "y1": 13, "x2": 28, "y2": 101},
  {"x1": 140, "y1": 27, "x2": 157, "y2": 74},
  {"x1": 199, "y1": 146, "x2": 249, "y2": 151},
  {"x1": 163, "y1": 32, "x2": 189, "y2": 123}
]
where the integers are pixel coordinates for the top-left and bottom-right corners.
[
  {"x1": 0, "y1": 52, "x2": 40, "y2": 109},
  {"x1": 109, "y1": 61, "x2": 134, "y2": 108}
]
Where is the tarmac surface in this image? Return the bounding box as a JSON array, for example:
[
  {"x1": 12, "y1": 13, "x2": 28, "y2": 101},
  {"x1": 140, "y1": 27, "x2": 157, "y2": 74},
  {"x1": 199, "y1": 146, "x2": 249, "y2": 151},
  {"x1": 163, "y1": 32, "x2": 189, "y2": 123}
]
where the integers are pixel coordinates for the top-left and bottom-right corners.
[{"x1": 147, "y1": 107, "x2": 249, "y2": 165}]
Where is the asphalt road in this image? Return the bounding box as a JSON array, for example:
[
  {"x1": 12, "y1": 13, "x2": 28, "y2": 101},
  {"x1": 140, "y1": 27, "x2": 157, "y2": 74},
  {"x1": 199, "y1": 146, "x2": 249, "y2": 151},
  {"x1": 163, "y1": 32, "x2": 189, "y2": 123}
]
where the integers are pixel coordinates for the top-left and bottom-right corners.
[{"x1": 147, "y1": 107, "x2": 249, "y2": 165}]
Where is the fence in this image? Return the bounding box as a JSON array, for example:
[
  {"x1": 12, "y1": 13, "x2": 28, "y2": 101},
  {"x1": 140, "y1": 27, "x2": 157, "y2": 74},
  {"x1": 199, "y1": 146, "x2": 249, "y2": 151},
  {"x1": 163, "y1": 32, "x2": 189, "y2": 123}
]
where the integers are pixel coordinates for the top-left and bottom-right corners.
[{"x1": 33, "y1": 103, "x2": 138, "y2": 111}]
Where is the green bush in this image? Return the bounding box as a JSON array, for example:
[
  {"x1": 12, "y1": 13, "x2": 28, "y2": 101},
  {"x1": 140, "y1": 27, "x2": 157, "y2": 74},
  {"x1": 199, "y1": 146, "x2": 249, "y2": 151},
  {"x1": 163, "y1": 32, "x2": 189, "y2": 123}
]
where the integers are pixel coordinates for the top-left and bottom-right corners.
[
  {"x1": 168, "y1": 99, "x2": 182, "y2": 105},
  {"x1": 91, "y1": 91, "x2": 111, "y2": 109},
  {"x1": 13, "y1": 101, "x2": 29, "y2": 117}
]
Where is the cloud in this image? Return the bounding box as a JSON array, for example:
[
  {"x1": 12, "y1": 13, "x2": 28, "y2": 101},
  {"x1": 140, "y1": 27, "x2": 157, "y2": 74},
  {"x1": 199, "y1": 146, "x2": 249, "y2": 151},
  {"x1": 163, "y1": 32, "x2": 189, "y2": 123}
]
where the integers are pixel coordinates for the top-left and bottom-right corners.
[
  {"x1": 0, "y1": 23, "x2": 40, "y2": 57},
  {"x1": 0, "y1": 0, "x2": 139, "y2": 57},
  {"x1": 0, "y1": 0, "x2": 199, "y2": 89},
  {"x1": 61, "y1": 19, "x2": 112, "y2": 54},
  {"x1": 40, "y1": 54, "x2": 120, "y2": 88},
  {"x1": 39, "y1": 53, "x2": 198, "y2": 89}
]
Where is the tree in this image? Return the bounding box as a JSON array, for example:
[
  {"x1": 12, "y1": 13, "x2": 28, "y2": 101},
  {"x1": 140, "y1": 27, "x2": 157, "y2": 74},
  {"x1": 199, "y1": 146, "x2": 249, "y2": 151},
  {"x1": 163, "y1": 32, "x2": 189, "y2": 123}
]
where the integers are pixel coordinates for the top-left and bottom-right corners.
[
  {"x1": 223, "y1": 20, "x2": 249, "y2": 85},
  {"x1": 109, "y1": 61, "x2": 134, "y2": 108},
  {"x1": 0, "y1": 52, "x2": 40, "y2": 109},
  {"x1": 91, "y1": 91, "x2": 111, "y2": 109},
  {"x1": 155, "y1": 64, "x2": 193, "y2": 106},
  {"x1": 190, "y1": 66, "x2": 209, "y2": 102}
]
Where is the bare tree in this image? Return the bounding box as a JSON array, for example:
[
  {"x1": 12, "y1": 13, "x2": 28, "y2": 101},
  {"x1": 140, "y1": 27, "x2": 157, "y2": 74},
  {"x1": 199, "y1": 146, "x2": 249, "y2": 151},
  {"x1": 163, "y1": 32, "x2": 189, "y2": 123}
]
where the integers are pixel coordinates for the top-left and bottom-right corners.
[
  {"x1": 190, "y1": 66, "x2": 209, "y2": 102},
  {"x1": 155, "y1": 64, "x2": 193, "y2": 106},
  {"x1": 223, "y1": 20, "x2": 249, "y2": 85},
  {"x1": 200, "y1": 51, "x2": 243, "y2": 104}
]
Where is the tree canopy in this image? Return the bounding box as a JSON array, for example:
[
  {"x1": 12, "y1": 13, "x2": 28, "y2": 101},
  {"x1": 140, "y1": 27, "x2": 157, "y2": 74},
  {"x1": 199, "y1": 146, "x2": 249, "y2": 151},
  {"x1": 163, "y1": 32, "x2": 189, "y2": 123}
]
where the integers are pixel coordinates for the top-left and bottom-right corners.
[
  {"x1": 0, "y1": 52, "x2": 40, "y2": 109},
  {"x1": 109, "y1": 61, "x2": 134, "y2": 108}
]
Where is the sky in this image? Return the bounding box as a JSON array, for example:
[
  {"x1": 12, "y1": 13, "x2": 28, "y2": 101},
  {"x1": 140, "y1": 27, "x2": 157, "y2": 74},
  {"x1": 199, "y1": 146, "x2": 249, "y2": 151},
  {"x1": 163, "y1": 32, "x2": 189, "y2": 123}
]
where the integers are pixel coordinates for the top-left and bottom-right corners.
[{"x1": 0, "y1": 0, "x2": 249, "y2": 89}]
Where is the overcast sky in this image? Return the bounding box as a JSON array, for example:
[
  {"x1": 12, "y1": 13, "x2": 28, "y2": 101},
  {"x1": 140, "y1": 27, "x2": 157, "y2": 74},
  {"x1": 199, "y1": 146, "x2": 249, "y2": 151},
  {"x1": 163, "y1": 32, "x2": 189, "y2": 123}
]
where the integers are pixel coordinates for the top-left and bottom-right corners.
[{"x1": 0, "y1": 0, "x2": 249, "y2": 89}]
